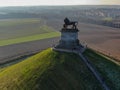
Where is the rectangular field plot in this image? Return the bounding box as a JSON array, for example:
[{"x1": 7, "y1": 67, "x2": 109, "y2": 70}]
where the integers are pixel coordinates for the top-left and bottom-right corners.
[
  {"x1": 0, "y1": 18, "x2": 60, "y2": 46},
  {"x1": 0, "y1": 18, "x2": 56, "y2": 40},
  {"x1": 0, "y1": 32, "x2": 60, "y2": 46}
]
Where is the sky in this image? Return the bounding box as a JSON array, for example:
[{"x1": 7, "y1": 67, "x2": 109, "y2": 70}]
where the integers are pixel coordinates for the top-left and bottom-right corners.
[
  {"x1": 0, "y1": 0, "x2": 119, "y2": 6},
  {"x1": 101, "y1": 0, "x2": 120, "y2": 5}
]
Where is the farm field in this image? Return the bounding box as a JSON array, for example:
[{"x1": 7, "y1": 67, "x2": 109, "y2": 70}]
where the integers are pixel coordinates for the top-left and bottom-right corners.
[
  {"x1": 0, "y1": 18, "x2": 55, "y2": 39},
  {"x1": 0, "y1": 18, "x2": 60, "y2": 46},
  {"x1": 77, "y1": 23, "x2": 120, "y2": 61},
  {"x1": 0, "y1": 37, "x2": 59, "y2": 64},
  {"x1": 0, "y1": 32, "x2": 60, "y2": 46}
]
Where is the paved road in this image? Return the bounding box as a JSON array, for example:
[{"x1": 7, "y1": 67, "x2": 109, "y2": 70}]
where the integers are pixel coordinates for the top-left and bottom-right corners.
[{"x1": 0, "y1": 37, "x2": 59, "y2": 64}]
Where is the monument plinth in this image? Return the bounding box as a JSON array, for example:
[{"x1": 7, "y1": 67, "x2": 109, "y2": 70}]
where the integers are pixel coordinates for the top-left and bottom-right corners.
[
  {"x1": 56, "y1": 28, "x2": 80, "y2": 49},
  {"x1": 54, "y1": 18, "x2": 83, "y2": 50}
]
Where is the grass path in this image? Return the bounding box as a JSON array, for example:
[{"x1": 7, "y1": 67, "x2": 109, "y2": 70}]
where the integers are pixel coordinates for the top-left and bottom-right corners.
[{"x1": 0, "y1": 32, "x2": 60, "y2": 46}]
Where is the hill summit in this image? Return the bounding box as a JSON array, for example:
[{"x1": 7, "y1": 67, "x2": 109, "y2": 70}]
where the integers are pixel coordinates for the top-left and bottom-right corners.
[{"x1": 0, "y1": 48, "x2": 103, "y2": 90}]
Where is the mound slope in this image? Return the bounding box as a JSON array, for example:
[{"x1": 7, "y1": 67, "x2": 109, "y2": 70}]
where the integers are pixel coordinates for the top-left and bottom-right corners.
[
  {"x1": 83, "y1": 49, "x2": 120, "y2": 90},
  {"x1": 0, "y1": 48, "x2": 102, "y2": 90}
]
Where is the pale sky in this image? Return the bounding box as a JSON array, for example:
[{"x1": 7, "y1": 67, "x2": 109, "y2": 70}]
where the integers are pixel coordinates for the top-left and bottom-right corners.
[
  {"x1": 0, "y1": 0, "x2": 119, "y2": 6},
  {"x1": 101, "y1": 0, "x2": 120, "y2": 5}
]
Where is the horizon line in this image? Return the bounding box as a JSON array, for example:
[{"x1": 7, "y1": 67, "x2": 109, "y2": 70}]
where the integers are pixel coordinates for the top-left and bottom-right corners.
[{"x1": 0, "y1": 4, "x2": 120, "y2": 7}]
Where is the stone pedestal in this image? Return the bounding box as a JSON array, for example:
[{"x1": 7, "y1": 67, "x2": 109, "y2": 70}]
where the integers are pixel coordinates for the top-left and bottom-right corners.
[{"x1": 55, "y1": 28, "x2": 81, "y2": 49}]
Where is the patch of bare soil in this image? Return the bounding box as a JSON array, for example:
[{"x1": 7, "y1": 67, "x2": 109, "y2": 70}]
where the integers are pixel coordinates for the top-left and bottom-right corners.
[
  {"x1": 0, "y1": 37, "x2": 59, "y2": 64},
  {"x1": 78, "y1": 23, "x2": 120, "y2": 61}
]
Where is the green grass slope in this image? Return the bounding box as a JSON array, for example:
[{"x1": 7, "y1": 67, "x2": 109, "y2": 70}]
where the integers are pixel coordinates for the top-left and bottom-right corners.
[
  {"x1": 0, "y1": 48, "x2": 102, "y2": 90},
  {"x1": 83, "y1": 49, "x2": 120, "y2": 90}
]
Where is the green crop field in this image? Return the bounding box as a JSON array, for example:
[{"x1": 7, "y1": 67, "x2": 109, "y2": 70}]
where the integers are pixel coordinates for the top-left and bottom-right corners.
[
  {"x1": 0, "y1": 18, "x2": 60, "y2": 46},
  {"x1": 83, "y1": 49, "x2": 120, "y2": 90},
  {"x1": 0, "y1": 32, "x2": 60, "y2": 46}
]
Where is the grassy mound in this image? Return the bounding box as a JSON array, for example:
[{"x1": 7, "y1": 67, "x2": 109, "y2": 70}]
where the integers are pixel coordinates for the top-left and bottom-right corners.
[
  {"x1": 0, "y1": 48, "x2": 102, "y2": 90},
  {"x1": 83, "y1": 49, "x2": 120, "y2": 90}
]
